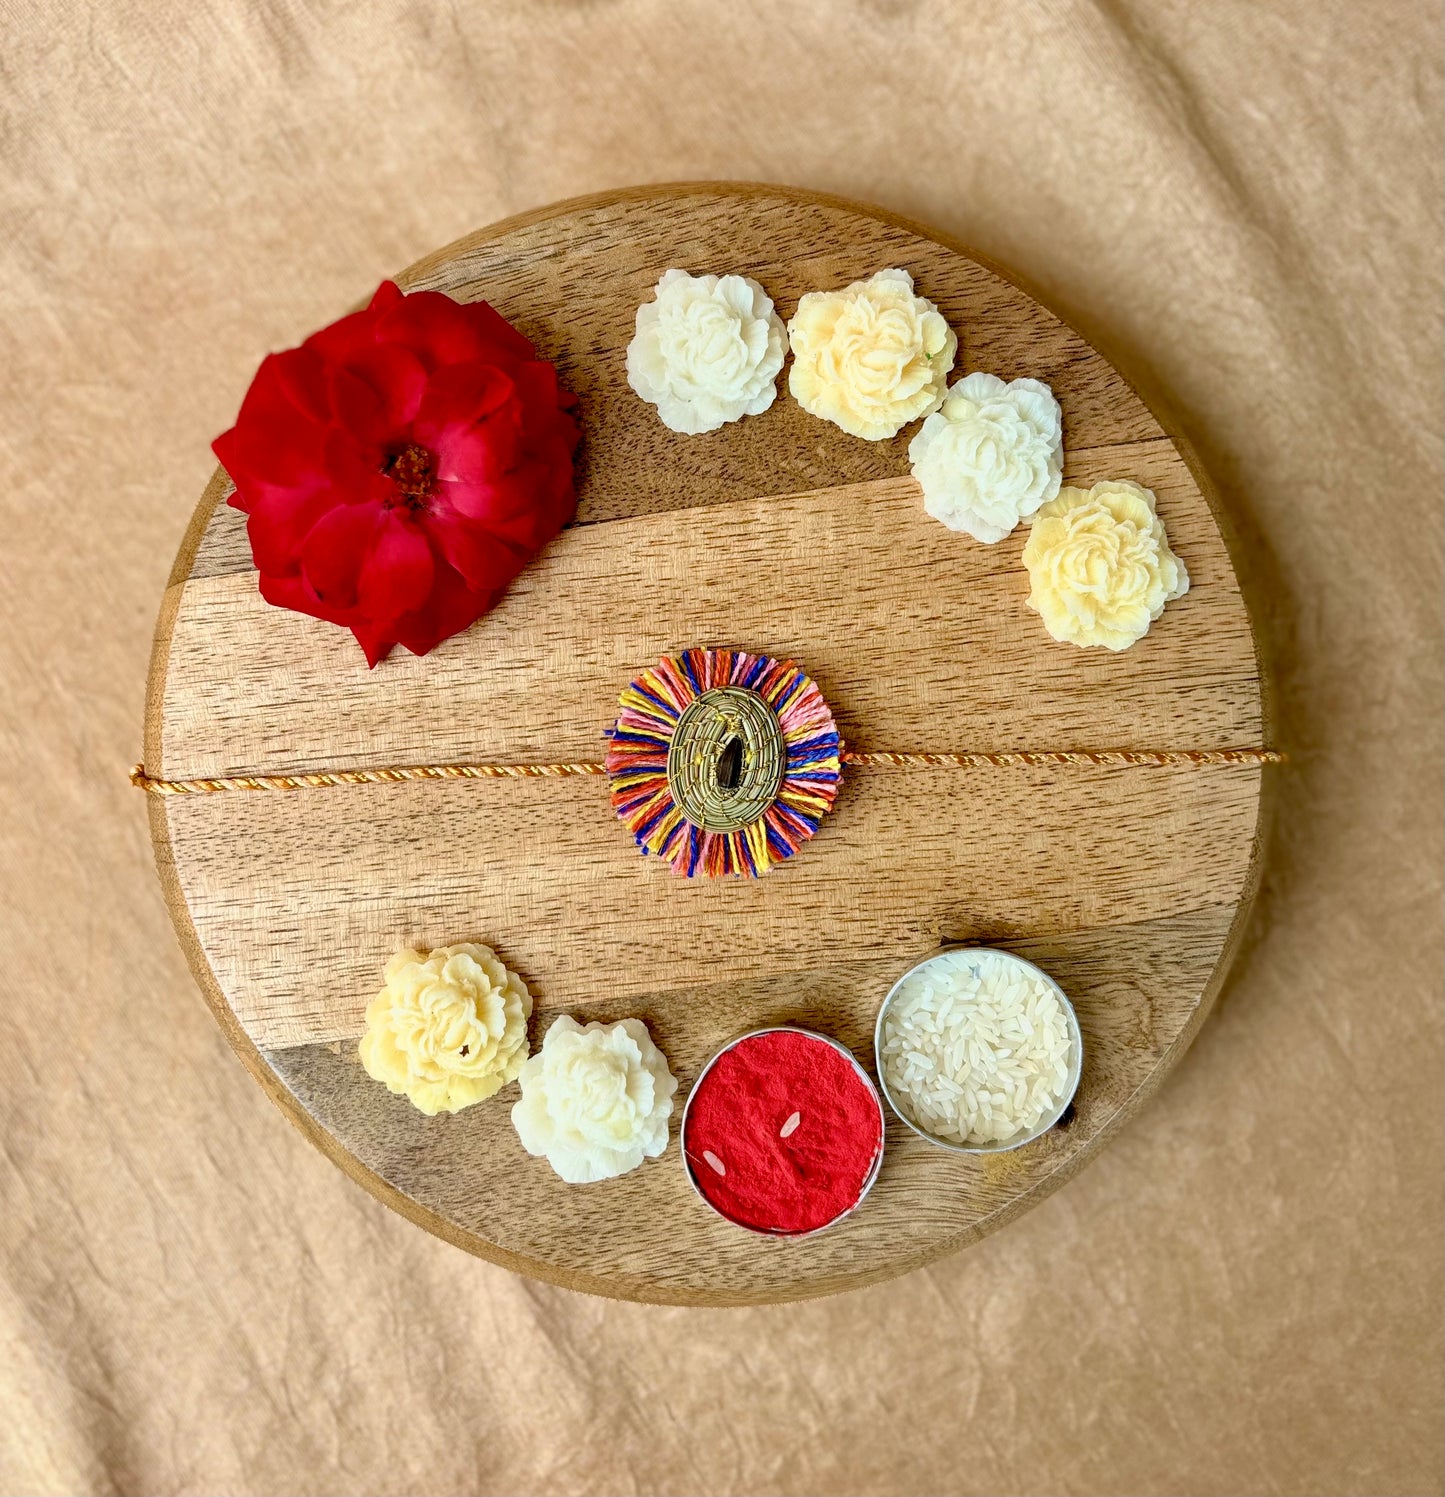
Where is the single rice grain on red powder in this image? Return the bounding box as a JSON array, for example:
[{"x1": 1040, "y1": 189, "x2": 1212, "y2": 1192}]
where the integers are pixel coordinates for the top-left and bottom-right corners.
[{"x1": 683, "y1": 1030, "x2": 883, "y2": 1234}]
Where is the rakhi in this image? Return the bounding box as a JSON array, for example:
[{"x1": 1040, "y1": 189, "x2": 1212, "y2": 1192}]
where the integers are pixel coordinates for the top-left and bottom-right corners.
[{"x1": 130, "y1": 647, "x2": 1282, "y2": 879}]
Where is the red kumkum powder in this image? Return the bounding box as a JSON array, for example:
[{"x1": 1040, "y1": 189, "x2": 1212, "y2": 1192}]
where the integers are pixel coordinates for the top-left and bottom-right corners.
[{"x1": 682, "y1": 1030, "x2": 884, "y2": 1235}]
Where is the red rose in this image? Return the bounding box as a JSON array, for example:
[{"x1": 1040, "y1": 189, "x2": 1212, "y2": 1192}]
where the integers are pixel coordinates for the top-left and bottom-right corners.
[{"x1": 213, "y1": 281, "x2": 579, "y2": 666}]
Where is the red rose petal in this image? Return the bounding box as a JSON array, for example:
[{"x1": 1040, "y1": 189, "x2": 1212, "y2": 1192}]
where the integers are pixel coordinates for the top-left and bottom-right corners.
[
  {"x1": 412, "y1": 361, "x2": 516, "y2": 444},
  {"x1": 434, "y1": 417, "x2": 521, "y2": 485},
  {"x1": 327, "y1": 365, "x2": 396, "y2": 450},
  {"x1": 424, "y1": 497, "x2": 528, "y2": 592},
  {"x1": 321, "y1": 428, "x2": 389, "y2": 499},
  {"x1": 258, "y1": 570, "x2": 352, "y2": 630},
  {"x1": 514, "y1": 358, "x2": 561, "y2": 415},
  {"x1": 438, "y1": 460, "x2": 569, "y2": 539},
  {"x1": 272, "y1": 346, "x2": 332, "y2": 426},
  {"x1": 389, "y1": 563, "x2": 503, "y2": 660},
  {"x1": 215, "y1": 354, "x2": 330, "y2": 490},
  {"x1": 429, "y1": 474, "x2": 529, "y2": 526},
  {"x1": 357, "y1": 511, "x2": 435, "y2": 618},
  {"x1": 348, "y1": 618, "x2": 402, "y2": 669},
  {"x1": 244, "y1": 485, "x2": 335, "y2": 576},
  {"x1": 343, "y1": 342, "x2": 428, "y2": 433},
  {"x1": 299, "y1": 502, "x2": 383, "y2": 610},
  {"x1": 458, "y1": 298, "x2": 538, "y2": 362},
  {"x1": 302, "y1": 302, "x2": 384, "y2": 365},
  {"x1": 367, "y1": 281, "x2": 405, "y2": 314},
  {"x1": 380, "y1": 288, "x2": 534, "y2": 368}
]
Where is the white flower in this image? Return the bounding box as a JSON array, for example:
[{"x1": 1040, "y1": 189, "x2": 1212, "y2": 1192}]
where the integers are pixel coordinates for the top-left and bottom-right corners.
[
  {"x1": 626, "y1": 269, "x2": 786, "y2": 434},
  {"x1": 907, "y1": 372, "x2": 1064, "y2": 543},
  {"x1": 787, "y1": 268, "x2": 956, "y2": 440},
  {"x1": 511, "y1": 1016, "x2": 678, "y2": 1183}
]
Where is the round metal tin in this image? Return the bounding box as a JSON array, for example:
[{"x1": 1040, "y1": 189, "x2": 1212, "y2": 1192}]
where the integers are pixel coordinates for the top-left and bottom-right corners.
[
  {"x1": 873, "y1": 947, "x2": 1083, "y2": 1154},
  {"x1": 680, "y1": 1025, "x2": 886, "y2": 1237}
]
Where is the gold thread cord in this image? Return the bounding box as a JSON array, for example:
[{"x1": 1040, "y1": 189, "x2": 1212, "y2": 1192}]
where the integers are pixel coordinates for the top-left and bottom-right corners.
[
  {"x1": 840, "y1": 748, "x2": 1285, "y2": 769},
  {"x1": 128, "y1": 746, "x2": 1283, "y2": 796}
]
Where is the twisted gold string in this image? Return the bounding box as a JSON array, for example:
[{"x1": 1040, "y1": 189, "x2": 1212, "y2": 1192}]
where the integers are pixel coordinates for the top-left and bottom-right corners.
[
  {"x1": 841, "y1": 748, "x2": 1284, "y2": 769},
  {"x1": 129, "y1": 746, "x2": 1282, "y2": 796}
]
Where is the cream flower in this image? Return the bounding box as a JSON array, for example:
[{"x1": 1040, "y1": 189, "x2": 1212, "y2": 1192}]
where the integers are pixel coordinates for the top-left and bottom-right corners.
[
  {"x1": 626, "y1": 269, "x2": 786, "y2": 434},
  {"x1": 359, "y1": 943, "x2": 532, "y2": 1116},
  {"x1": 1022, "y1": 480, "x2": 1190, "y2": 650},
  {"x1": 787, "y1": 268, "x2": 956, "y2": 440},
  {"x1": 511, "y1": 1016, "x2": 677, "y2": 1183},
  {"x1": 907, "y1": 371, "x2": 1063, "y2": 542}
]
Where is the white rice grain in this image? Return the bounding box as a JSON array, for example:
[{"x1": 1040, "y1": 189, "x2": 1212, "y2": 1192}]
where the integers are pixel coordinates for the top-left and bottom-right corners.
[{"x1": 880, "y1": 951, "x2": 1074, "y2": 1146}]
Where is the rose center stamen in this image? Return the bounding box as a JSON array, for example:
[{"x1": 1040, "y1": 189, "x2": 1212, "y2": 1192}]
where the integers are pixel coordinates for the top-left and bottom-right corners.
[{"x1": 383, "y1": 443, "x2": 437, "y2": 510}]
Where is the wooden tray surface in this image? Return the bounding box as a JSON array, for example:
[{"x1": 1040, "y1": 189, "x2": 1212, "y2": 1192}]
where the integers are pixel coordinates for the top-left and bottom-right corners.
[{"x1": 144, "y1": 183, "x2": 1268, "y2": 1305}]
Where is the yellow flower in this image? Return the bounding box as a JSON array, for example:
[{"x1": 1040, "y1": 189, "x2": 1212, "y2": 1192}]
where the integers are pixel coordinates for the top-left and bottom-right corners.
[
  {"x1": 359, "y1": 943, "x2": 532, "y2": 1116},
  {"x1": 1022, "y1": 480, "x2": 1190, "y2": 650},
  {"x1": 511, "y1": 1016, "x2": 677, "y2": 1183},
  {"x1": 787, "y1": 268, "x2": 956, "y2": 440}
]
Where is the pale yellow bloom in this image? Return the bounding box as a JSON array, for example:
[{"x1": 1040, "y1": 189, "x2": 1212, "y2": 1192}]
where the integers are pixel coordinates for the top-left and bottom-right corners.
[
  {"x1": 787, "y1": 268, "x2": 956, "y2": 440},
  {"x1": 359, "y1": 943, "x2": 531, "y2": 1116},
  {"x1": 512, "y1": 1016, "x2": 677, "y2": 1183},
  {"x1": 1022, "y1": 480, "x2": 1189, "y2": 650}
]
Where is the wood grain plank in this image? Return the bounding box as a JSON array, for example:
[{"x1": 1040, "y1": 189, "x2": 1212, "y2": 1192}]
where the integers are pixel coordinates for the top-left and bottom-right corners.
[
  {"x1": 161, "y1": 759, "x2": 1259, "y2": 1048},
  {"x1": 159, "y1": 445, "x2": 1258, "y2": 781}
]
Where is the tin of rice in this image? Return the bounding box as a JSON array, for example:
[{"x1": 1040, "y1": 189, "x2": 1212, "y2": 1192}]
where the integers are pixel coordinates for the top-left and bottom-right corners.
[{"x1": 877, "y1": 949, "x2": 1078, "y2": 1148}]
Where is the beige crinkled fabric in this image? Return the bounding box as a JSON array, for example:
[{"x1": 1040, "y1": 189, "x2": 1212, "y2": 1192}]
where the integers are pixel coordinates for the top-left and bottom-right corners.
[{"x1": 0, "y1": 2, "x2": 1440, "y2": 1493}]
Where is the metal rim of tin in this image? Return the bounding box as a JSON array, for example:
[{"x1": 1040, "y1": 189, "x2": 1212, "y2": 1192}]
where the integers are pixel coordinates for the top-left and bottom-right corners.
[
  {"x1": 680, "y1": 1025, "x2": 886, "y2": 1238},
  {"x1": 873, "y1": 947, "x2": 1084, "y2": 1155}
]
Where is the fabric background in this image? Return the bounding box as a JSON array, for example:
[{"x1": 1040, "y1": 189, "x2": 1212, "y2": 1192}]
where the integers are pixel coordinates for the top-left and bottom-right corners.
[{"x1": 1, "y1": 2, "x2": 1441, "y2": 1493}]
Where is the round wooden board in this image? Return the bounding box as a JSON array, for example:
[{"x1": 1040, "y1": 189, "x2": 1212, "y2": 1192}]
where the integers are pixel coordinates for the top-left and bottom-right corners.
[{"x1": 144, "y1": 183, "x2": 1270, "y2": 1305}]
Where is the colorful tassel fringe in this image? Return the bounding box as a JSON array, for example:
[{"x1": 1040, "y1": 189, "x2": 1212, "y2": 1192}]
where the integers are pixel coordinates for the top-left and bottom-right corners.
[{"x1": 605, "y1": 649, "x2": 842, "y2": 877}]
